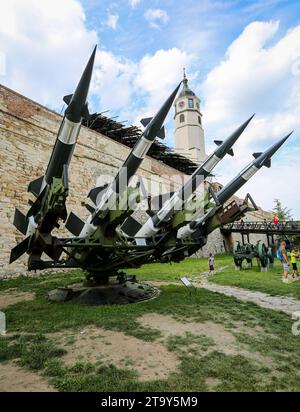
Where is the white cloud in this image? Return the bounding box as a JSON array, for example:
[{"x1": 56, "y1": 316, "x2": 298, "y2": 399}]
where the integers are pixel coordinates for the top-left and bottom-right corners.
[
  {"x1": 134, "y1": 48, "x2": 194, "y2": 121},
  {"x1": 92, "y1": 47, "x2": 194, "y2": 135},
  {"x1": 106, "y1": 14, "x2": 119, "y2": 30},
  {"x1": 144, "y1": 8, "x2": 169, "y2": 29},
  {"x1": 92, "y1": 50, "x2": 136, "y2": 111},
  {"x1": 0, "y1": 0, "x2": 188, "y2": 128},
  {"x1": 201, "y1": 21, "x2": 300, "y2": 216},
  {"x1": 0, "y1": 0, "x2": 97, "y2": 109},
  {"x1": 128, "y1": 0, "x2": 141, "y2": 8}
]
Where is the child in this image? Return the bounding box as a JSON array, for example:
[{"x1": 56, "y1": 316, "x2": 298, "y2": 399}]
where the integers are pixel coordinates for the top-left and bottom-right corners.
[
  {"x1": 290, "y1": 248, "x2": 299, "y2": 279},
  {"x1": 278, "y1": 241, "x2": 290, "y2": 283},
  {"x1": 208, "y1": 253, "x2": 214, "y2": 275}
]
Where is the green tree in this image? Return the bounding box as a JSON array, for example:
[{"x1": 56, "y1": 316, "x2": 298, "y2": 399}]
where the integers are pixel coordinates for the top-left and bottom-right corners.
[{"x1": 272, "y1": 198, "x2": 292, "y2": 220}]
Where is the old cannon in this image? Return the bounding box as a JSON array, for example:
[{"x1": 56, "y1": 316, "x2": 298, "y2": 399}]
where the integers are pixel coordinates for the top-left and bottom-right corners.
[{"x1": 233, "y1": 240, "x2": 273, "y2": 270}]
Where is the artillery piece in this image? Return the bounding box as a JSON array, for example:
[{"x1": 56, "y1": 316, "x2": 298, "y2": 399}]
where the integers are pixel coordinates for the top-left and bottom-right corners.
[{"x1": 233, "y1": 240, "x2": 274, "y2": 270}]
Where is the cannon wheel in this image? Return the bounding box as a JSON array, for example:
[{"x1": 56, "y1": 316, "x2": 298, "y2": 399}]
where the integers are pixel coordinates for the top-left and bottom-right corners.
[
  {"x1": 257, "y1": 241, "x2": 268, "y2": 268},
  {"x1": 233, "y1": 241, "x2": 242, "y2": 268},
  {"x1": 267, "y1": 247, "x2": 274, "y2": 265}
]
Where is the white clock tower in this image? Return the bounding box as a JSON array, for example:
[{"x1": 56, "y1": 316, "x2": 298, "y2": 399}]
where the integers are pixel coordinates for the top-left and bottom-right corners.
[{"x1": 173, "y1": 71, "x2": 206, "y2": 164}]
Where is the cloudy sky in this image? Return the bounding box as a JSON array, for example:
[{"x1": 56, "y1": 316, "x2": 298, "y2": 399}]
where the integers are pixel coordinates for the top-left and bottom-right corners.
[{"x1": 0, "y1": 0, "x2": 300, "y2": 216}]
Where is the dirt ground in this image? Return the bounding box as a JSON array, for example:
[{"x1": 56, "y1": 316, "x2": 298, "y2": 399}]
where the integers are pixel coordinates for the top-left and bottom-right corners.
[
  {"x1": 50, "y1": 327, "x2": 180, "y2": 381},
  {"x1": 138, "y1": 313, "x2": 274, "y2": 367},
  {"x1": 0, "y1": 289, "x2": 35, "y2": 309},
  {"x1": 0, "y1": 362, "x2": 56, "y2": 392},
  {"x1": 0, "y1": 281, "x2": 284, "y2": 390}
]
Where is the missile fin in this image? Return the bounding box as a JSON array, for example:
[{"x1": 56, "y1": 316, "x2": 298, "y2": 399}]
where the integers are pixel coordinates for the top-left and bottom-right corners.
[
  {"x1": 13, "y1": 208, "x2": 28, "y2": 235},
  {"x1": 263, "y1": 159, "x2": 271, "y2": 168},
  {"x1": 214, "y1": 140, "x2": 223, "y2": 146},
  {"x1": 228, "y1": 148, "x2": 234, "y2": 157},
  {"x1": 88, "y1": 183, "x2": 109, "y2": 205},
  {"x1": 25, "y1": 186, "x2": 47, "y2": 220},
  {"x1": 28, "y1": 176, "x2": 44, "y2": 197},
  {"x1": 156, "y1": 126, "x2": 165, "y2": 139},
  {"x1": 253, "y1": 152, "x2": 262, "y2": 159},
  {"x1": 9, "y1": 236, "x2": 30, "y2": 264},
  {"x1": 140, "y1": 117, "x2": 153, "y2": 127},
  {"x1": 65, "y1": 212, "x2": 85, "y2": 236},
  {"x1": 120, "y1": 216, "x2": 142, "y2": 237},
  {"x1": 63, "y1": 94, "x2": 73, "y2": 105},
  {"x1": 81, "y1": 103, "x2": 90, "y2": 120}
]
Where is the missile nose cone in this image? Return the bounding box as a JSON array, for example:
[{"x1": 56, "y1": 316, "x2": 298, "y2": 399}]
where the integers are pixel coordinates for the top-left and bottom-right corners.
[
  {"x1": 215, "y1": 114, "x2": 255, "y2": 158},
  {"x1": 255, "y1": 131, "x2": 293, "y2": 168},
  {"x1": 144, "y1": 81, "x2": 182, "y2": 141},
  {"x1": 65, "y1": 45, "x2": 97, "y2": 123},
  {"x1": 235, "y1": 113, "x2": 255, "y2": 135}
]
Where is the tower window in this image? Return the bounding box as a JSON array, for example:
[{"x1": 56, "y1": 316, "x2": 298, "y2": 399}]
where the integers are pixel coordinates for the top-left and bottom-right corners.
[
  {"x1": 188, "y1": 98, "x2": 194, "y2": 108},
  {"x1": 198, "y1": 116, "x2": 201, "y2": 124},
  {"x1": 196, "y1": 102, "x2": 200, "y2": 109},
  {"x1": 179, "y1": 114, "x2": 185, "y2": 123}
]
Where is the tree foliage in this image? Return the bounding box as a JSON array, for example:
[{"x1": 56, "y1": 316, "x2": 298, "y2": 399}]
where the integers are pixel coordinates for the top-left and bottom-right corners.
[{"x1": 272, "y1": 198, "x2": 293, "y2": 220}]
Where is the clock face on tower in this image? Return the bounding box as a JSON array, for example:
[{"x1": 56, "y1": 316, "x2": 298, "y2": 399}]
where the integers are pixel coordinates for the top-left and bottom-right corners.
[{"x1": 179, "y1": 101, "x2": 185, "y2": 108}]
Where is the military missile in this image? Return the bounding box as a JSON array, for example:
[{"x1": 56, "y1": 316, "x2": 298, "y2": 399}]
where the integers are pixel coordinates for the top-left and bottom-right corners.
[
  {"x1": 77, "y1": 81, "x2": 182, "y2": 238},
  {"x1": 177, "y1": 131, "x2": 293, "y2": 240},
  {"x1": 25, "y1": 46, "x2": 97, "y2": 235},
  {"x1": 10, "y1": 46, "x2": 97, "y2": 263},
  {"x1": 134, "y1": 115, "x2": 255, "y2": 243}
]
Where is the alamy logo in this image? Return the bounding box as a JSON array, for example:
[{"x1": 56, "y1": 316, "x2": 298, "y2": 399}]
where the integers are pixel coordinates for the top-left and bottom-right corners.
[
  {"x1": 292, "y1": 311, "x2": 300, "y2": 336},
  {"x1": 0, "y1": 311, "x2": 6, "y2": 336}
]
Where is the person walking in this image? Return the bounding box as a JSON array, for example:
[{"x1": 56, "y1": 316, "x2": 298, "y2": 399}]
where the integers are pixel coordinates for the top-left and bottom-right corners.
[
  {"x1": 290, "y1": 248, "x2": 299, "y2": 279},
  {"x1": 208, "y1": 253, "x2": 215, "y2": 275}
]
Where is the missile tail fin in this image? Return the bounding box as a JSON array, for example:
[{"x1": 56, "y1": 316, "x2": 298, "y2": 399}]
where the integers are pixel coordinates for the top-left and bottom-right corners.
[
  {"x1": 63, "y1": 94, "x2": 73, "y2": 105},
  {"x1": 81, "y1": 103, "x2": 90, "y2": 120},
  {"x1": 214, "y1": 140, "x2": 223, "y2": 146},
  {"x1": 28, "y1": 176, "x2": 44, "y2": 197},
  {"x1": 253, "y1": 152, "x2": 262, "y2": 159},
  {"x1": 121, "y1": 216, "x2": 142, "y2": 237},
  {"x1": 156, "y1": 126, "x2": 165, "y2": 139},
  {"x1": 13, "y1": 208, "x2": 28, "y2": 235},
  {"x1": 9, "y1": 236, "x2": 30, "y2": 264},
  {"x1": 65, "y1": 212, "x2": 85, "y2": 236},
  {"x1": 88, "y1": 183, "x2": 109, "y2": 205},
  {"x1": 228, "y1": 148, "x2": 234, "y2": 157},
  {"x1": 25, "y1": 186, "x2": 47, "y2": 220},
  {"x1": 263, "y1": 159, "x2": 271, "y2": 168},
  {"x1": 140, "y1": 117, "x2": 153, "y2": 127}
]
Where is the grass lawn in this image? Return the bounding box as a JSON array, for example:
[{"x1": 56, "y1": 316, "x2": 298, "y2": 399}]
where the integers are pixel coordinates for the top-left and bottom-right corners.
[
  {"x1": 0, "y1": 257, "x2": 300, "y2": 392},
  {"x1": 208, "y1": 255, "x2": 300, "y2": 300}
]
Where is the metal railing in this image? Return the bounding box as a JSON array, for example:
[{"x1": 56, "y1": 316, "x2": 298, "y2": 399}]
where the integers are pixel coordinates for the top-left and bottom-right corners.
[{"x1": 221, "y1": 220, "x2": 300, "y2": 235}]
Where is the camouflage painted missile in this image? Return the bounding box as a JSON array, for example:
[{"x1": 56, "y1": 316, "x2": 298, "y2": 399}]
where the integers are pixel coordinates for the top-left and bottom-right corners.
[
  {"x1": 133, "y1": 115, "x2": 255, "y2": 242},
  {"x1": 177, "y1": 132, "x2": 293, "y2": 240},
  {"x1": 10, "y1": 46, "x2": 97, "y2": 263},
  {"x1": 77, "y1": 81, "x2": 182, "y2": 238}
]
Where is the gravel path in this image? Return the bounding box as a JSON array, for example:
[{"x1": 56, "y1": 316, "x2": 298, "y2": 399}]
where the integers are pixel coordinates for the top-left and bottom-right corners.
[{"x1": 199, "y1": 278, "x2": 300, "y2": 315}]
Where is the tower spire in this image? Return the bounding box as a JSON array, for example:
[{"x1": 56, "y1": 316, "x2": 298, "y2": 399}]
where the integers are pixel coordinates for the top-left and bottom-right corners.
[{"x1": 182, "y1": 67, "x2": 188, "y2": 88}]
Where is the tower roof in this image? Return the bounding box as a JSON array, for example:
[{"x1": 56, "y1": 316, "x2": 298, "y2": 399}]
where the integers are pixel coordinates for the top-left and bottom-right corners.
[{"x1": 178, "y1": 69, "x2": 196, "y2": 98}]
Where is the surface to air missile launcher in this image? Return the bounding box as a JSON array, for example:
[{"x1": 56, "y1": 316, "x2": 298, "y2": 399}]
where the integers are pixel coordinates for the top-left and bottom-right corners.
[{"x1": 9, "y1": 49, "x2": 292, "y2": 298}]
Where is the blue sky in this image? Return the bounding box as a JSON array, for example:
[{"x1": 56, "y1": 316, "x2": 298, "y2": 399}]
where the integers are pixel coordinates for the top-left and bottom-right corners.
[{"x1": 0, "y1": 0, "x2": 300, "y2": 216}]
